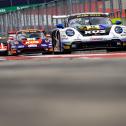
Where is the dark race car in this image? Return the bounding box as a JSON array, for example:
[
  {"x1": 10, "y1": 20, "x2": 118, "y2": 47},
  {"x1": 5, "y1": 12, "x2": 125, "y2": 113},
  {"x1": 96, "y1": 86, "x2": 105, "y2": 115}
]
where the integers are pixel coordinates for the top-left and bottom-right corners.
[{"x1": 8, "y1": 29, "x2": 53, "y2": 55}]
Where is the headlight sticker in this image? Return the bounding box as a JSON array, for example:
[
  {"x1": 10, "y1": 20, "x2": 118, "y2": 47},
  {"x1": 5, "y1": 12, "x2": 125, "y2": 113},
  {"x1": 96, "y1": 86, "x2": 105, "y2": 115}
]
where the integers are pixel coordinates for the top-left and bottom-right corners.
[
  {"x1": 66, "y1": 29, "x2": 75, "y2": 36},
  {"x1": 115, "y1": 26, "x2": 123, "y2": 34}
]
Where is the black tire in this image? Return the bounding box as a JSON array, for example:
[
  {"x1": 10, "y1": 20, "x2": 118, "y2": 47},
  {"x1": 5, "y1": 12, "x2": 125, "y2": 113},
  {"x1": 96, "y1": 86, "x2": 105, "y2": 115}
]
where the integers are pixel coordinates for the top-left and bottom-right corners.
[
  {"x1": 106, "y1": 48, "x2": 118, "y2": 52},
  {"x1": 7, "y1": 50, "x2": 18, "y2": 56},
  {"x1": 62, "y1": 49, "x2": 72, "y2": 54},
  {"x1": 42, "y1": 51, "x2": 53, "y2": 55},
  {"x1": 106, "y1": 49, "x2": 112, "y2": 53}
]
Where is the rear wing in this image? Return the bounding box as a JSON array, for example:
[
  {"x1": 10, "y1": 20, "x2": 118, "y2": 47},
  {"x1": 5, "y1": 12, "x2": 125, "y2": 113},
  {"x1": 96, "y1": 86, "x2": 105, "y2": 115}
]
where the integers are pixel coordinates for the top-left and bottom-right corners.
[{"x1": 52, "y1": 15, "x2": 69, "y2": 19}]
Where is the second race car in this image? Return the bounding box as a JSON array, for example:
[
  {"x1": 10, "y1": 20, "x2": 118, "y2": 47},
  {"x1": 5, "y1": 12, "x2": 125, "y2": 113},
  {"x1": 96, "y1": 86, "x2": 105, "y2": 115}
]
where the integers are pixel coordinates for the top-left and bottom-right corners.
[{"x1": 8, "y1": 29, "x2": 53, "y2": 55}]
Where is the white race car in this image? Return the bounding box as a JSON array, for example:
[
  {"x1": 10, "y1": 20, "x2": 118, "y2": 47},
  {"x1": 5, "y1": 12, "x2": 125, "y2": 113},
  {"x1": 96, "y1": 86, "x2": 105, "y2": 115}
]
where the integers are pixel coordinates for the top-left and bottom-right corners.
[{"x1": 51, "y1": 13, "x2": 126, "y2": 53}]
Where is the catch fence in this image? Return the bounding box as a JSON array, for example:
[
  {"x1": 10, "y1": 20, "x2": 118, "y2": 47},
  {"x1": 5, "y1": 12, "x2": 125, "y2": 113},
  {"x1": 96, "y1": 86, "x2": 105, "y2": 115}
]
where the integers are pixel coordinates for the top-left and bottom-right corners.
[{"x1": 0, "y1": 0, "x2": 125, "y2": 33}]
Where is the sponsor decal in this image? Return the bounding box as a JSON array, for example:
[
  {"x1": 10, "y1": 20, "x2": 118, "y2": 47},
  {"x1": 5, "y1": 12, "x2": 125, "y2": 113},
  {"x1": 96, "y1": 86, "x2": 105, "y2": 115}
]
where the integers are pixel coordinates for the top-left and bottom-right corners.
[
  {"x1": 121, "y1": 34, "x2": 126, "y2": 36},
  {"x1": 0, "y1": 9, "x2": 6, "y2": 13},
  {"x1": 90, "y1": 37, "x2": 107, "y2": 41},
  {"x1": 26, "y1": 40, "x2": 39, "y2": 44},
  {"x1": 27, "y1": 38, "x2": 36, "y2": 41},
  {"x1": 28, "y1": 44, "x2": 37, "y2": 47},
  {"x1": 11, "y1": 45, "x2": 17, "y2": 49},
  {"x1": 41, "y1": 44, "x2": 47, "y2": 47},
  {"x1": 113, "y1": 35, "x2": 119, "y2": 39},
  {"x1": 85, "y1": 30, "x2": 106, "y2": 35},
  {"x1": 18, "y1": 45, "x2": 24, "y2": 48}
]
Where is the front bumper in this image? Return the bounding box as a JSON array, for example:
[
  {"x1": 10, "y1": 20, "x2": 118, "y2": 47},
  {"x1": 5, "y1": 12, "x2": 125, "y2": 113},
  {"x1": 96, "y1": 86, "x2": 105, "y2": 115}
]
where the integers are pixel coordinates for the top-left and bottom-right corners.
[
  {"x1": 16, "y1": 43, "x2": 53, "y2": 53},
  {"x1": 63, "y1": 40, "x2": 126, "y2": 51}
]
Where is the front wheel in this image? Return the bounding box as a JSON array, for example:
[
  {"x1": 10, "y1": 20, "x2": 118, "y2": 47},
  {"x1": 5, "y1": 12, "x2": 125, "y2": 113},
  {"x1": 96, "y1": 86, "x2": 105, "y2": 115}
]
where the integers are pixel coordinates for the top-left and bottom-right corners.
[
  {"x1": 7, "y1": 50, "x2": 18, "y2": 56},
  {"x1": 42, "y1": 49, "x2": 54, "y2": 55},
  {"x1": 62, "y1": 49, "x2": 72, "y2": 54}
]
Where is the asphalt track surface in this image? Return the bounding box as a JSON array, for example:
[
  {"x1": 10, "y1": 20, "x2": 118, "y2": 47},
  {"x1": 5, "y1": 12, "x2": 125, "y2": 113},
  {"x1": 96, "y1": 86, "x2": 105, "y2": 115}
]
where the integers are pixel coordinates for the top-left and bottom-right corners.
[{"x1": 0, "y1": 51, "x2": 126, "y2": 126}]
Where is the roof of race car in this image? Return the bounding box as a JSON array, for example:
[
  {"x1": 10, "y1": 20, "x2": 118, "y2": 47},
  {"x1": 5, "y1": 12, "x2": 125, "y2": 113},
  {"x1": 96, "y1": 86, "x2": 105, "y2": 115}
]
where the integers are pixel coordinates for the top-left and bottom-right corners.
[
  {"x1": 52, "y1": 12, "x2": 109, "y2": 20},
  {"x1": 53, "y1": 12, "x2": 109, "y2": 19},
  {"x1": 70, "y1": 12, "x2": 109, "y2": 16},
  {"x1": 68, "y1": 12, "x2": 109, "y2": 20}
]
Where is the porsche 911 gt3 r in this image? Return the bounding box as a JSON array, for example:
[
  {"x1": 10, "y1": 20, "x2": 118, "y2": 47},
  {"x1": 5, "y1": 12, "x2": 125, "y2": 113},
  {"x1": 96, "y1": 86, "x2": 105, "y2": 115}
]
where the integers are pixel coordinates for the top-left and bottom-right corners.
[
  {"x1": 9, "y1": 29, "x2": 53, "y2": 55},
  {"x1": 51, "y1": 13, "x2": 126, "y2": 53}
]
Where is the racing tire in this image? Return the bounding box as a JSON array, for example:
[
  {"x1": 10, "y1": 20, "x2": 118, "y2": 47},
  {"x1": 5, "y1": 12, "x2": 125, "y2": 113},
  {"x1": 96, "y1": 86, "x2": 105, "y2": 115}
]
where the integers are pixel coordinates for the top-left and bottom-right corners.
[
  {"x1": 42, "y1": 51, "x2": 53, "y2": 55},
  {"x1": 7, "y1": 50, "x2": 18, "y2": 56},
  {"x1": 106, "y1": 49, "x2": 112, "y2": 53},
  {"x1": 106, "y1": 48, "x2": 119, "y2": 52},
  {"x1": 62, "y1": 49, "x2": 72, "y2": 54}
]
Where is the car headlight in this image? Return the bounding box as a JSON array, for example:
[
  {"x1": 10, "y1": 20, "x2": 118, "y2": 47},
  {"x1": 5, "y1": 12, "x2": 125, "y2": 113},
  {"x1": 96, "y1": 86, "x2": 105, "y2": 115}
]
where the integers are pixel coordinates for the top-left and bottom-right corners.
[
  {"x1": 115, "y1": 26, "x2": 123, "y2": 34},
  {"x1": 66, "y1": 29, "x2": 75, "y2": 36}
]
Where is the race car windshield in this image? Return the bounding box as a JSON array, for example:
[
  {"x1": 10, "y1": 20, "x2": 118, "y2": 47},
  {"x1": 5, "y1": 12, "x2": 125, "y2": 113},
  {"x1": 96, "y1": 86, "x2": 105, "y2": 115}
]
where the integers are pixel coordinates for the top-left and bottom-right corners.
[
  {"x1": 69, "y1": 17, "x2": 112, "y2": 28},
  {"x1": 26, "y1": 32, "x2": 42, "y2": 38},
  {"x1": 17, "y1": 31, "x2": 44, "y2": 40}
]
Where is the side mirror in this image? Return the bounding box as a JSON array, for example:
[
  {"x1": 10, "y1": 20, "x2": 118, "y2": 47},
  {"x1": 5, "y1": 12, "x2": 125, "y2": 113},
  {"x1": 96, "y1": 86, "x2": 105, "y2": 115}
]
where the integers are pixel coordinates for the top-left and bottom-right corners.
[
  {"x1": 56, "y1": 24, "x2": 64, "y2": 29},
  {"x1": 115, "y1": 20, "x2": 122, "y2": 25}
]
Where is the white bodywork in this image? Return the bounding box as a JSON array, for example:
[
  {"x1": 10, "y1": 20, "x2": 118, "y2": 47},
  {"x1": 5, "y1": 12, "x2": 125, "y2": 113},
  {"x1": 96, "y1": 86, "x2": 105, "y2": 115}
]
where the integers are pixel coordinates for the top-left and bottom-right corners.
[
  {"x1": 59, "y1": 26, "x2": 126, "y2": 43},
  {"x1": 52, "y1": 13, "x2": 126, "y2": 51}
]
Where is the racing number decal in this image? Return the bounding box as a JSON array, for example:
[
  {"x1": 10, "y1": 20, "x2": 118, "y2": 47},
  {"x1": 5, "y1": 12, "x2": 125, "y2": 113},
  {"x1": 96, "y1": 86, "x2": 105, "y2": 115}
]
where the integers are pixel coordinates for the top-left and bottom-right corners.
[
  {"x1": 85, "y1": 30, "x2": 106, "y2": 35},
  {"x1": 79, "y1": 25, "x2": 100, "y2": 31}
]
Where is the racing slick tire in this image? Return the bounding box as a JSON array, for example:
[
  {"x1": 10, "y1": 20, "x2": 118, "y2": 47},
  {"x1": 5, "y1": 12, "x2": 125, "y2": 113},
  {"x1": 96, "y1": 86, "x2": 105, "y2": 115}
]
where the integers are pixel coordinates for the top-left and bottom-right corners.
[
  {"x1": 7, "y1": 50, "x2": 19, "y2": 56},
  {"x1": 62, "y1": 49, "x2": 72, "y2": 54},
  {"x1": 42, "y1": 51, "x2": 53, "y2": 55}
]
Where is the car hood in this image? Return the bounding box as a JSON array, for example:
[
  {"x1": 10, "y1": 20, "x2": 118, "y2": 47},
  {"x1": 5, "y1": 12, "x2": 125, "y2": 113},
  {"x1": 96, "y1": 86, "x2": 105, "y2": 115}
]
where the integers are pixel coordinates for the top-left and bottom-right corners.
[{"x1": 76, "y1": 24, "x2": 112, "y2": 36}]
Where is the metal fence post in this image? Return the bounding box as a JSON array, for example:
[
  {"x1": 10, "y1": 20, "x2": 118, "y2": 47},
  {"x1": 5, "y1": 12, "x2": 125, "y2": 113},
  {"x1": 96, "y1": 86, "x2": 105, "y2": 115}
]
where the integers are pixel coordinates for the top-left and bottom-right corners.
[
  {"x1": 69, "y1": 0, "x2": 72, "y2": 15},
  {"x1": 102, "y1": 0, "x2": 106, "y2": 13},
  {"x1": 38, "y1": 6, "x2": 40, "y2": 29},
  {"x1": 118, "y1": 0, "x2": 122, "y2": 18},
  {"x1": 45, "y1": 3, "x2": 49, "y2": 32},
  {"x1": 95, "y1": 0, "x2": 98, "y2": 12},
  {"x1": 89, "y1": 0, "x2": 92, "y2": 12},
  {"x1": 83, "y1": 0, "x2": 85, "y2": 12},
  {"x1": 110, "y1": 0, "x2": 114, "y2": 17}
]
